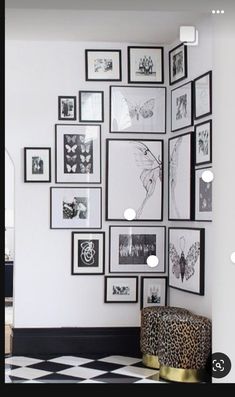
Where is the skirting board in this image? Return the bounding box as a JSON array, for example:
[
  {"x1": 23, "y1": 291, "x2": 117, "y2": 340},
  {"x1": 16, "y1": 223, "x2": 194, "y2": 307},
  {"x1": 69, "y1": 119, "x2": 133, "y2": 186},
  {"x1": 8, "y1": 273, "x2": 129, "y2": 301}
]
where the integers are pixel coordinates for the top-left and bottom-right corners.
[{"x1": 12, "y1": 327, "x2": 141, "y2": 356}]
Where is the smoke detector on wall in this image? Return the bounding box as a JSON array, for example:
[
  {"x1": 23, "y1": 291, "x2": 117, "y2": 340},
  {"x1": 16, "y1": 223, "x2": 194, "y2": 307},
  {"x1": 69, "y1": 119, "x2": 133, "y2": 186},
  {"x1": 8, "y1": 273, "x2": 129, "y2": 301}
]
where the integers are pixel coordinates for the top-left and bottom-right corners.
[{"x1": 180, "y1": 26, "x2": 198, "y2": 46}]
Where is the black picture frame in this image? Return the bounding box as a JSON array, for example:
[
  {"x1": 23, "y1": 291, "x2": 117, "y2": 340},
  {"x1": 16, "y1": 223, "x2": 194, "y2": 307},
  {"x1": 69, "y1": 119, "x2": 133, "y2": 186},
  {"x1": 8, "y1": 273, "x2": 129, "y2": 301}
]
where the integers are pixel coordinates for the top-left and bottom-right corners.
[
  {"x1": 168, "y1": 227, "x2": 205, "y2": 296},
  {"x1": 171, "y1": 81, "x2": 193, "y2": 132},
  {"x1": 24, "y1": 147, "x2": 51, "y2": 183},
  {"x1": 169, "y1": 43, "x2": 187, "y2": 86},
  {"x1": 194, "y1": 71, "x2": 212, "y2": 121},
  {"x1": 71, "y1": 231, "x2": 105, "y2": 275},
  {"x1": 79, "y1": 91, "x2": 104, "y2": 123},
  {"x1": 58, "y1": 96, "x2": 76, "y2": 120},
  {"x1": 195, "y1": 167, "x2": 212, "y2": 222},
  {"x1": 195, "y1": 120, "x2": 212, "y2": 166},
  {"x1": 104, "y1": 276, "x2": 138, "y2": 303},
  {"x1": 85, "y1": 49, "x2": 122, "y2": 81},
  {"x1": 168, "y1": 131, "x2": 195, "y2": 221},
  {"x1": 127, "y1": 46, "x2": 164, "y2": 84},
  {"x1": 140, "y1": 276, "x2": 167, "y2": 309}
]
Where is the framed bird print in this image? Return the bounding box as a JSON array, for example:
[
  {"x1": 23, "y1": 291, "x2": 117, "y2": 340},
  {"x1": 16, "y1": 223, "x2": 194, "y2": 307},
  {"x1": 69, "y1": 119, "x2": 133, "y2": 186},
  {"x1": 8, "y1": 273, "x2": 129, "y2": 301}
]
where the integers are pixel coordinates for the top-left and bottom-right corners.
[
  {"x1": 106, "y1": 139, "x2": 163, "y2": 221},
  {"x1": 55, "y1": 124, "x2": 101, "y2": 184},
  {"x1": 168, "y1": 228, "x2": 205, "y2": 295},
  {"x1": 110, "y1": 85, "x2": 166, "y2": 134}
]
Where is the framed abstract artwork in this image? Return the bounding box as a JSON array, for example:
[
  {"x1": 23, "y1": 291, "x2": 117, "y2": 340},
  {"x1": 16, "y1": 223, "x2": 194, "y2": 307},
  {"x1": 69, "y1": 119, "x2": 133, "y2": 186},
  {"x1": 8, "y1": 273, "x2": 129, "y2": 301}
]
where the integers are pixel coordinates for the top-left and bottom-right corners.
[
  {"x1": 104, "y1": 276, "x2": 138, "y2": 303},
  {"x1": 106, "y1": 139, "x2": 163, "y2": 221},
  {"x1": 55, "y1": 124, "x2": 101, "y2": 184},
  {"x1": 79, "y1": 91, "x2": 104, "y2": 122},
  {"x1": 85, "y1": 49, "x2": 122, "y2": 81},
  {"x1": 194, "y1": 71, "x2": 212, "y2": 120},
  {"x1": 171, "y1": 81, "x2": 193, "y2": 132},
  {"x1": 195, "y1": 167, "x2": 212, "y2": 222},
  {"x1": 50, "y1": 187, "x2": 102, "y2": 229},
  {"x1": 127, "y1": 46, "x2": 164, "y2": 84},
  {"x1": 168, "y1": 132, "x2": 194, "y2": 221},
  {"x1": 109, "y1": 226, "x2": 166, "y2": 273},
  {"x1": 71, "y1": 232, "x2": 105, "y2": 275},
  {"x1": 140, "y1": 277, "x2": 167, "y2": 309},
  {"x1": 168, "y1": 227, "x2": 205, "y2": 295},
  {"x1": 169, "y1": 43, "x2": 187, "y2": 85},
  {"x1": 110, "y1": 85, "x2": 166, "y2": 134},
  {"x1": 24, "y1": 147, "x2": 51, "y2": 183},
  {"x1": 58, "y1": 96, "x2": 76, "y2": 120},
  {"x1": 195, "y1": 120, "x2": 212, "y2": 166}
]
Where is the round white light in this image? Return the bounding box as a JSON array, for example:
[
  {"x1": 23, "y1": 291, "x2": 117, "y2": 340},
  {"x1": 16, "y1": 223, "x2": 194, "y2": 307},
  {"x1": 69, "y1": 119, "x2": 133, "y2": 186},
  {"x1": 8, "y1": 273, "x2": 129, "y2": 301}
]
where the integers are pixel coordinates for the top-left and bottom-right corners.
[
  {"x1": 124, "y1": 208, "x2": 136, "y2": 221},
  {"x1": 202, "y1": 170, "x2": 214, "y2": 183},
  {"x1": 221, "y1": 10, "x2": 225, "y2": 14},
  {"x1": 147, "y1": 255, "x2": 159, "y2": 268},
  {"x1": 216, "y1": 10, "x2": 220, "y2": 14},
  {"x1": 230, "y1": 252, "x2": 235, "y2": 264},
  {"x1": 212, "y1": 10, "x2": 216, "y2": 14}
]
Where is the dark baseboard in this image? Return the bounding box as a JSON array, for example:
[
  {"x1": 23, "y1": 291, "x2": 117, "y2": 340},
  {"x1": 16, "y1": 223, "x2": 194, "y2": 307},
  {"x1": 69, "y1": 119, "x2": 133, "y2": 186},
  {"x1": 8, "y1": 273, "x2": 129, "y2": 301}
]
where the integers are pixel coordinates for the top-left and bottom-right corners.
[{"x1": 12, "y1": 327, "x2": 141, "y2": 356}]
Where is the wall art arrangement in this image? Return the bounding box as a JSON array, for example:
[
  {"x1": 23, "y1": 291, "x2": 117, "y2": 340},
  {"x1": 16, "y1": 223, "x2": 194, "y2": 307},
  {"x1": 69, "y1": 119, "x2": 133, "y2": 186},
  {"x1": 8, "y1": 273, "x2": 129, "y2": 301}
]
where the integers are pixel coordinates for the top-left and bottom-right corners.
[
  {"x1": 128, "y1": 46, "x2": 164, "y2": 84},
  {"x1": 169, "y1": 43, "x2": 187, "y2": 86},
  {"x1": 85, "y1": 49, "x2": 122, "y2": 81},
  {"x1": 140, "y1": 276, "x2": 167, "y2": 309},
  {"x1": 195, "y1": 120, "x2": 212, "y2": 166},
  {"x1": 195, "y1": 167, "x2": 212, "y2": 222},
  {"x1": 58, "y1": 96, "x2": 76, "y2": 120},
  {"x1": 24, "y1": 147, "x2": 51, "y2": 183},
  {"x1": 79, "y1": 91, "x2": 104, "y2": 122},
  {"x1": 171, "y1": 81, "x2": 193, "y2": 132},
  {"x1": 104, "y1": 276, "x2": 138, "y2": 303},
  {"x1": 194, "y1": 71, "x2": 212, "y2": 120}
]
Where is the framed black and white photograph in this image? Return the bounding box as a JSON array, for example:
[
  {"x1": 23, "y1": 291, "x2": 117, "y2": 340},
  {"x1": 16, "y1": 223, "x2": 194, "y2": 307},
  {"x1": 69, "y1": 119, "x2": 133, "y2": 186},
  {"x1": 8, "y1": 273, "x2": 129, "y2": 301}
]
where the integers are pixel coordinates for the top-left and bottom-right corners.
[
  {"x1": 109, "y1": 226, "x2": 166, "y2": 273},
  {"x1": 104, "y1": 276, "x2": 138, "y2": 303},
  {"x1": 194, "y1": 71, "x2": 212, "y2": 120},
  {"x1": 169, "y1": 43, "x2": 187, "y2": 85},
  {"x1": 171, "y1": 81, "x2": 193, "y2": 132},
  {"x1": 24, "y1": 147, "x2": 51, "y2": 182},
  {"x1": 110, "y1": 85, "x2": 166, "y2": 134},
  {"x1": 168, "y1": 228, "x2": 205, "y2": 295},
  {"x1": 168, "y1": 132, "x2": 194, "y2": 221},
  {"x1": 140, "y1": 277, "x2": 167, "y2": 309},
  {"x1": 106, "y1": 139, "x2": 163, "y2": 221},
  {"x1": 79, "y1": 91, "x2": 104, "y2": 122},
  {"x1": 85, "y1": 49, "x2": 122, "y2": 81},
  {"x1": 58, "y1": 96, "x2": 76, "y2": 120},
  {"x1": 128, "y1": 46, "x2": 164, "y2": 84},
  {"x1": 71, "y1": 232, "x2": 105, "y2": 275},
  {"x1": 50, "y1": 187, "x2": 102, "y2": 229},
  {"x1": 195, "y1": 120, "x2": 212, "y2": 166},
  {"x1": 195, "y1": 167, "x2": 212, "y2": 222},
  {"x1": 55, "y1": 124, "x2": 101, "y2": 184}
]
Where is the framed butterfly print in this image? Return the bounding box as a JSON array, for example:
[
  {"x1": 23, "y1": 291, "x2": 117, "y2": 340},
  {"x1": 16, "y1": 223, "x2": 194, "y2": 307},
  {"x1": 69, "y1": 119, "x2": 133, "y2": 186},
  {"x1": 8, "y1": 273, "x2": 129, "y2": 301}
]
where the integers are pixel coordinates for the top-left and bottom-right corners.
[
  {"x1": 110, "y1": 85, "x2": 166, "y2": 134},
  {"x1": 55, "y1": 124, "x2": 101, "y2": 184},
  {"x1": 168, "y1": 227, "x2": 205, "y2": 295}
]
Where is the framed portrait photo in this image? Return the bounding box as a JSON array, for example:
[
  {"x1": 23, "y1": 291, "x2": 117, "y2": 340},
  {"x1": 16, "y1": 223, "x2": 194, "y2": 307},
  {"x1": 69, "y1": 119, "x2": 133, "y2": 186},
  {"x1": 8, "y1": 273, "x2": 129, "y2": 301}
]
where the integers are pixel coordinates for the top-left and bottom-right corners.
[
  {"x1": 104, "y1": 276, "x2": 138, "y2": 303},
  {"x1": 195, "y1": 120, "x2": 212, "y2": 166},
  {"x1": 195, "y1": 167, "x2": 212, "y2": 222},
  {"x1": 110, "y1": 85, "x2": 166, "y2": 134},
  {"x1": 194, "y1": 71, "x2": 212, "y2": 120},
  {"x1": 169, "y1": 43, "x2": 187, "y2": 85},
  {"x1": 168, "y1": 228, "x2": 205, "y2": 296},
  {"x1": 24, "y1": 147, "x2": 51, "y2": 182},
  {"x1": 109, "y1": 226, "x2": 166, "y2": 273},
  {"x1": 85, "y1": 49, "x2": 122, "y2": 81},
  {"x1": 140, "y1": 277, "x2": 167, "y2": 309},
  {"x1": 58, "y1": 96, "x2": 76, "y2": 120},
  {"x1": 171, "y1": 81, "x2": 193, "y2": 132},
  {"x1": 71, "y1": 232, "x2": 105, "y2": 275},
  {"x1": 55, "y1": 124, "x2": 101, "y2": 184},
  {"x1": 79, "y1": 91, "x2": 104, "y2": 123},
  {"x1": 106, "y1": 139, "x2": 163, "y2": 221},
  {"x1": 50, "y1": 187, "x2": 102, "y2": 229},
  {"x1": 128, "y1": 46, "x2": 164, "y2": 84},
  {"x1": 168, "y1": 132, "x2": 194, "y2": 221}
]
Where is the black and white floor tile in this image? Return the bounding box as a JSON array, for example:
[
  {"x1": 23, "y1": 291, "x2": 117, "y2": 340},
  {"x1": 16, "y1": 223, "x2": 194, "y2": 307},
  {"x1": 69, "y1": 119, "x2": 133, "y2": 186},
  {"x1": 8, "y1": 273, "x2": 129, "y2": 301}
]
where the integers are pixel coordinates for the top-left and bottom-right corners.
[{"x1": 5, "y1": 355, "x2": 167, "y2": 384}]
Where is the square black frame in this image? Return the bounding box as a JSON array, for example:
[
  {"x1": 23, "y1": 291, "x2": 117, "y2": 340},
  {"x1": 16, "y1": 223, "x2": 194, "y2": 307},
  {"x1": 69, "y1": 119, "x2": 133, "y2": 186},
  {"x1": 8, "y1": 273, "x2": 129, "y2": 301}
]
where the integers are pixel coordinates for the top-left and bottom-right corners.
[
  {"x1": 24, "y1": 147, "x2": 51, "y2": 183},
  {"x1": 194, "y1": 71, "x2": 212, "y2": 121},
  {"x1": 195, "y1": 119, "x2": 212, "y2": 166},
  {"x1": 171, "y1": 81, "x2": 193, "y2": 132},
  {"x1": 79, "y1": 91, "x2": 104, "y2": 122},
  {"x1": 58, "y1": 96, "x2": 76, "y2": 121},
  {"x1": 85, "y1": 49, "x2": 122, "y2": 81},
  {"x1": 140, "y1": 276, "x2": 168, "y2": 309},
  {"x1": 127, "y1": 46, "x2": 164, "y2": 84},
  {"x1": 169, "y1": 43, "x2": 188, "y2": 86},
  {"x1": 104, "y1": 276, "x2": 138, "y2": 303}
]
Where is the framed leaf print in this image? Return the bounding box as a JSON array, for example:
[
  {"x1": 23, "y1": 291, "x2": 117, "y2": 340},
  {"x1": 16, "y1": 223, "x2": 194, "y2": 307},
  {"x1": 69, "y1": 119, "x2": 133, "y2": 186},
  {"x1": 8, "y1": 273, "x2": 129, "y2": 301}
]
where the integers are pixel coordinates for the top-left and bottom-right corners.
[
  {"x1": 195, "y1": 120, "x2": 212, "y2": 166},
  {"x1": 169, "y1": 43, "x2": 187, "y2": 85},
  {"x1": 171, "y1": 81, "x2": 193, "y2": 132}
]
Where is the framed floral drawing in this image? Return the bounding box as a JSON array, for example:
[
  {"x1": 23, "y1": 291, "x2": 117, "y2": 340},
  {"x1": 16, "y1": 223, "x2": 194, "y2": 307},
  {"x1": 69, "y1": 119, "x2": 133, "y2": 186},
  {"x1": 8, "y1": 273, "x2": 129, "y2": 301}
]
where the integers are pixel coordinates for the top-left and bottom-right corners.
[
  {"x1": 104, "y1": 276, "x2": 138, "y2": 303},
  {"x1": 127, "y1": 46, "x2": 164, "y2": 84},
  {"x1": 169, "y1": 43, "x2": 187, "y2": 85},
  {"x1": 85, "y1": 49, "x2": 122, "y2": 81},
  {"x1": 171, "y1": 81, "x2": 193, "y2": 132},
  {"x1": 195, "y1": 167, "x2": 212, "y2": 222},
  {"x1": 24, "y1": 147, "x2": 51, "y2": 183},
  {"x1": 140, "y1": 277, "x2": 167, "y2": 309},
  {"x1": 194, "y1": 71, "x2": 212, "y2": 120},
  {"x1": 195, "y1": 120, "x2": 212, "y2": 166}
]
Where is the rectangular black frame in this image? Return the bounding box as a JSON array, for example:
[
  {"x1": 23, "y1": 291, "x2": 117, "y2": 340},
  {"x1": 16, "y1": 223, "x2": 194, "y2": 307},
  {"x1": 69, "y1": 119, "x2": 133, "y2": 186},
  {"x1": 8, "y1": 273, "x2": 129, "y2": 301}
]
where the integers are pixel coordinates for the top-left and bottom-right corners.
[
  {"x1": 127, "y1": 46, "x2": 164, "y2": 84},
  {"x1": 171, "y1": 81, "x2": 193, "y2": 132},
  {"x1": 85, "y1": 49, "x2": 122, "y2": 81},
  {"x1": 140, "y1": 276, "x2": 168, "y2": 309},
  {"x1": 24, "y1": 147, "x2": 51, "y2": 183},
  {"x1": 195, "y1": 166, "x2": 212, "y2": 222},
  {"x1": 195, "y1": 119, "x2": 212, "y2": 166},
  {"x1": 104, "y1": 276, "x2": 138, "y2": 303},
  {"x1": 194, "y1": 71, "x2": 212, "y2": 121},
  {"x1": 79, "y1": 91, "x2": 104, "y2": 123},
  {"x1": 58, "y1": 96, "x2": 76, "y2": 121},
  {"x1": 169, "y1": 43, "x2": 188, "y2": 86}
]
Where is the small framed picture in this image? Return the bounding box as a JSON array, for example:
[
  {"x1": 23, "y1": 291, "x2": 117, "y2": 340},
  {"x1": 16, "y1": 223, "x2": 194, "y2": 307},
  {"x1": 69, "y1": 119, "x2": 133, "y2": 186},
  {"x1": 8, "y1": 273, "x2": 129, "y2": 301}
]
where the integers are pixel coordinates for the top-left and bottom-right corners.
[
  {"x1": 171, "y1": 81, "x2": 193, "y2": 132},
  {"x1": 24, "y1": 147, "x2": 51, "y2": 182},
  {"x1": 195, "y1": 120, "x2": 212, "y2": 166},
  {"x1": 79, "y1": 91, "x2": 104, "y2": 122},
  {"x1": 195, "y1": 167, "x2": 212, "y2": 222},
  {"x1": 194, "y1": 71, "x2": 212, "y2": 120},
  {"x1": 85, "y1": 49, "x2": 122, "y2": 81},
  {"x1": 71, "y1": 232, "x2": 105, "y2": 275},
  {"x1": 58, "y1": 96, "x2": 76, "y2": 120},
  {"x1": 169, "y1": 43, "x2": 187, "y2": 85},
  {"x1": 127, "y1": 46, "x2": 164, "y2": 84},
  {"x1": 140, "y1": 277, "x2": 167, "y2": 309},
  {"x1": 50, "y1": 187, "x2": 102, "y2": 229},
  {"x1": 104, "y1": 276, "x2": 138, "y2": 303}
]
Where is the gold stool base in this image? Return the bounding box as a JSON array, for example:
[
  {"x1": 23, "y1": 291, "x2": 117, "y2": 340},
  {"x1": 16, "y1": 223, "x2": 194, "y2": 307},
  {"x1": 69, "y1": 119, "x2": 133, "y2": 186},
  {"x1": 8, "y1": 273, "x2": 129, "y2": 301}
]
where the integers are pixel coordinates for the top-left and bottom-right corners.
[
  {"x1": 142, "y1": 354, "x2": 160, "y2": 369},
  {"x1": 160, "y1": 365, "x2": 207, "y2": 383}
]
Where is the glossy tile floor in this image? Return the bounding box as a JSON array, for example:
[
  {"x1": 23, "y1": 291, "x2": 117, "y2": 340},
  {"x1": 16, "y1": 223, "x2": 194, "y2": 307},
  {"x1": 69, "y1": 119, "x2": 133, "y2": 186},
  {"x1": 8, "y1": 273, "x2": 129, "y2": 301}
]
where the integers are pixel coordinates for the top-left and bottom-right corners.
[{"x1": 5, "y1": 355, "x2": 167, "y2": 383}]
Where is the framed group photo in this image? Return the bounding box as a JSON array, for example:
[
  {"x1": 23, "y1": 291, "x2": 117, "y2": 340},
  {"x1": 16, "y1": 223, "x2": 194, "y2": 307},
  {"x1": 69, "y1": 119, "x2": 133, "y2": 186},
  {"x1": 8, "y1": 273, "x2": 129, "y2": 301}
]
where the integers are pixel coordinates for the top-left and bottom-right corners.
[
  {"x1": 58, "y1": 96, "x2": 76, "y2": 120},
  {"x1": 195, "y1": 120, "x2": 212, "y2": 166},
  {"x1": 195, "y1": 167, "x2": 212, "y2": 222},
  {"x1": 79, "y1": 91, "x2": 104, "y2": 123},
  {"x1": 194, "y1": 71, "x2": 212, "y2": 120},
  {"x1": 140, "y1": 277, "x2": 167, "y2": 309},
  {"x1": 24, "y1": 147, "x2": 51, "y2": 183},
  {"x1": 169, "y1": 43, "x2": 187, "y2": 85},
  {"x1": 104, "y1": 276, "x2": 138, "y2": 303},
  {"x1": 171, "y1": 81, "x2": 193, "y2": 132},
  {"x1": 128, "y1": 46, "x2": 164, "y2": 84},
  {"x1": 85, "y1": 49, "x2": 122, "y2": 81}
]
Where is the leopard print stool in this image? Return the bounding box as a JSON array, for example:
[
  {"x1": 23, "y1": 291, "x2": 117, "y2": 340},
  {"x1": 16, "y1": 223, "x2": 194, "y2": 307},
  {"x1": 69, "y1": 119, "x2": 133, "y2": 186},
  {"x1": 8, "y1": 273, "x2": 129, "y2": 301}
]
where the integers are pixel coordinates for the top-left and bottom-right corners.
[
  {"x1": 158, "y1": 312, "x2": 211, "y2": 383},
  {"x1": 140, "y1": 306, "x2": 190, "y2": 369}
]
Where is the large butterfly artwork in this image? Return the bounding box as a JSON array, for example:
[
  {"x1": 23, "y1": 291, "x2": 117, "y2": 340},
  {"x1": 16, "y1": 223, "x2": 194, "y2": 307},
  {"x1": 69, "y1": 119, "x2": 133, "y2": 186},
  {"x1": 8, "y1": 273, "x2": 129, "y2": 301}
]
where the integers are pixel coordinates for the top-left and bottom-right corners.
[
  {"x1": 169, "y1": 236, "x2": 200, "y2": 282},
  {"x1": 125, "y1": 98, "x2": 155, "y2": 121}
]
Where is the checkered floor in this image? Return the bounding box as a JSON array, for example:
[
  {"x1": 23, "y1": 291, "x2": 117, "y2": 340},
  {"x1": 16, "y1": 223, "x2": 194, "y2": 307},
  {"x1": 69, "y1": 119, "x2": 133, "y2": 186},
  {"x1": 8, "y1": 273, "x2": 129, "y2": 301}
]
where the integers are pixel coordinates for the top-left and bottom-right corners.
[{"x1": 5, "y1": 354, "x2": 166, "y2": 383}]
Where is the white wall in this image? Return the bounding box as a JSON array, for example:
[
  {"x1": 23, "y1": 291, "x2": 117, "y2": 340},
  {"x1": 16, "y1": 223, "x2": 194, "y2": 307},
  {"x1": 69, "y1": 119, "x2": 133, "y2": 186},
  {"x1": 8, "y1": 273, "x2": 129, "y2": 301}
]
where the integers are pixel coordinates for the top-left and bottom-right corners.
[{"x1": 5, "y1": 150, "x2": 14, "y2": 260}]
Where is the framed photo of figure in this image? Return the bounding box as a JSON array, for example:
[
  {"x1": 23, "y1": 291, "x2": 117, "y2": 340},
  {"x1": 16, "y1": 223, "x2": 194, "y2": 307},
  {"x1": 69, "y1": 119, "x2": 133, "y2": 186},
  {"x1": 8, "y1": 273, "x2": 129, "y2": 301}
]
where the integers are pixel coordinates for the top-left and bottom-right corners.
[
  {"x1": 55, "y1": 124, "x2": 101, "y2": 184},
  {"x1": 79, "y1": 91, "x2": 104, "y2": 123},
  {"x1": 171, "y1": 81, "x2": 193, "y2": 132},
  {"x1": 85, "y1": 49, "x2": 122, "y2": 81},
  {"x1": 50, "y1": 187, "x2": 102, "y2": 229},
  {"x1": 24, "y1": 147, "x2": 51, "y2": 182},
  {"x1": 127, "y1": 46, "x2": 164, "y2": 84},
  {"x1": 58, "y1": 96, "x2": 76, "y2": 120},
  {"x1": 195, "y1": 120, "x2": 212, "y2": 166},
  {"x1": 140, "y1": 277, "x2": 167, "y2": 309},
  {"x1": 106, "y1": 139, "x2": 163, "y2": 221},
  {"x1": 168, "y1": 132, "x2": 194, "y2": 221},
  {"x1": 169, "y1": 43, "x2": 187, "y2": 85},
  {"x1": 71, "y1": 232, "x2": 105, "y2": 275},
  {"x1": 194, "y1": 71, "x2": 212, "y2": 120},
  {"x1": 109, "y1": 226, "x2": 166, "y2": 273},
  {"x1": 168, "y1": 228, "x2": 205, "y2": 295},
  {"x1": 104, "y1": 276, "x2": 138, "y2": 303},
  {"x1": 195, "y1": 167, "x2": 212, "y2": 222}
]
